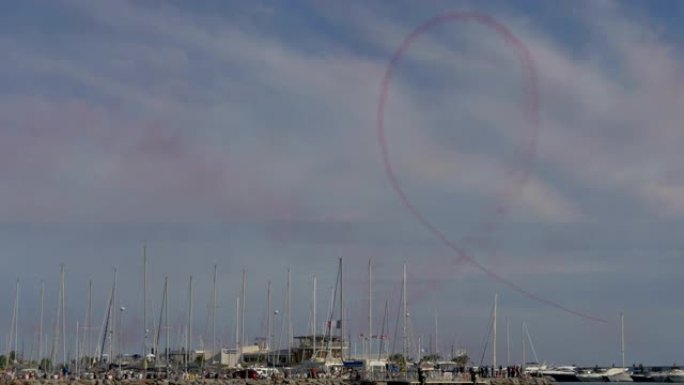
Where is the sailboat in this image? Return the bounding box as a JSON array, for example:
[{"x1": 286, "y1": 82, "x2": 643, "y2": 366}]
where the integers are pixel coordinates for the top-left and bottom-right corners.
[
  {"x1": 577, "y1": 313, "x2": 632, "y2": 382},
  {"x1": 344, "y1": 258, "x2": 388, "y2": 376},
  {"x1": 295, "y1": 259, "x2": 347, "y2": 372}
]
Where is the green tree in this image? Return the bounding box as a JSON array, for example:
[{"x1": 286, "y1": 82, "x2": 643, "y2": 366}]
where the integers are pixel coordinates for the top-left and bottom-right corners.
[
  {"x1": 389, "y1": 353, "x2": 408, "y2": 371},
  {"x1": 422, "y1": 353, "x2": 442, "y2": 362},
  {"x1": 0, "y1": 355, "x2": 6, "y2": 369},
  {"x1": 39, "y1": 358, "x2": 52, "y2": 371},
  {"x1": 451, "y1": 353, "x2": 469, "y2": 368}
]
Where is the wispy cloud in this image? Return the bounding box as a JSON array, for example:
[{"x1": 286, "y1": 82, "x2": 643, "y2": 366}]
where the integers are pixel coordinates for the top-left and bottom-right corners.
[{"x1": 1, "y1": 0, "x2": 684, "y2": 364}]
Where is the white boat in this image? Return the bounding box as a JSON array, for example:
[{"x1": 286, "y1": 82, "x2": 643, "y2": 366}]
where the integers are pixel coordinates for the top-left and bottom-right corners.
[
  {"x1": 651, "y1": 368, "x2": 684, "y2": 383},
  {"x1": 577, "y1": 368, "x2": 604, "y2": 382},
  {"x1": 667, "y1": 369, "x2": 684, "y2": 383},
  {"x1": 577, "y1": 367, "x2": 632, "y2": 382},
  {"x1": 605, "y1": 367, "x2": 634, "y2": 382},
  {"x1": 540, "y1": 366, "x2": 579, "y2": 382},
  {"x1": 524, "y1": 362, "x2": 548, "y2": 376}
]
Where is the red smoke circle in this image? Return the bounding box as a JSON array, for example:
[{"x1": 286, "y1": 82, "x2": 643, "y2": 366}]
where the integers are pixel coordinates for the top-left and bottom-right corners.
[{"x1": 377, "y1": 11, "x2": 604, "y2": 322}]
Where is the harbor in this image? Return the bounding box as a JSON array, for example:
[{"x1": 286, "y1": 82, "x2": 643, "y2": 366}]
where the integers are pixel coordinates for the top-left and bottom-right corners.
[{"x1": 0, "y1": 254, "x2": 670, "y2": 385}]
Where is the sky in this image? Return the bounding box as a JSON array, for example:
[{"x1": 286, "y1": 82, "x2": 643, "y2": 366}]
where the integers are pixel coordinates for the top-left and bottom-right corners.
[{"x1": 1, "y1": 0, "x2": 684, "y2": 367}]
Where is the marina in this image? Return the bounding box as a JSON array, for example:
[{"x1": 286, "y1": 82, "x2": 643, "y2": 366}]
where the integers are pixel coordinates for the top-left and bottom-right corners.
[{"x1": 0, "y1": 254, "x2": 674, "y2": 385}]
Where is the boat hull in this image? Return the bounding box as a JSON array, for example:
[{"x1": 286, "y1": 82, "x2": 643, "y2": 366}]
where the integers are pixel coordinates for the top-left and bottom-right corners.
[{"x1": 544, "y1": 373, "x2": 580, "y2": 382}]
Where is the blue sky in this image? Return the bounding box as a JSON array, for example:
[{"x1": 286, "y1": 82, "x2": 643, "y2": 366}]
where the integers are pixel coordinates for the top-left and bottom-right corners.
[{"x1": 1, "y1": 0, "x2": 684, "y2": 367}]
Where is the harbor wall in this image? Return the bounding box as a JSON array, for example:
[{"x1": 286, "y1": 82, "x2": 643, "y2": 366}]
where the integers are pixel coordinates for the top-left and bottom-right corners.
[{"x1": 0, "y1": 377, "x2": 553, "y2": 385}]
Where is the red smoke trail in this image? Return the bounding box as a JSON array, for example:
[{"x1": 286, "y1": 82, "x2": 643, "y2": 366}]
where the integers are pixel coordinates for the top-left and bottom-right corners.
[{"x1": 377, "y1": 11, "x2": 606, "y2": 323}]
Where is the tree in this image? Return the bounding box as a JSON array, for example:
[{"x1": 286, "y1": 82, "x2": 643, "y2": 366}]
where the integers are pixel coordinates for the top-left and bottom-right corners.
[
  {"x1": 0, "y1": 355, "x2": 6, "y2": 369},
  {"x1": 451, "y1": 353, "x2": 469, "y2": 368},
  {"x1": 39, "y1": 358, "x2": 52, "y2": 371},
  {"x1": 422, "y1": 353, "x2": 442, "y2": 363},
  {"x1": 389, "y1": 353, "x2": 408, "y2": 371}
]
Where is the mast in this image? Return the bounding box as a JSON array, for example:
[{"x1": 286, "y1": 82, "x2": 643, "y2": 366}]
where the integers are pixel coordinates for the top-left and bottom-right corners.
[
  {"x1": 143, "y1": 242, "x2": 148, "y2": 372},
  {"x1": 312, "y1": 275, "x2": 317, "y2": 359},
  {"x1": 154, "y1": 278, "x2": 162, "y2": 365},
  {"x1": 402, "y1": 263, "x2": 407, "y2": 361},
  {"x1": 241, "y1": 269, "x2": 246, "y2": 359},
  {"x1": 110, "y1": 268, "x2": 118, "y2": 368},
  {"x1": 417, "y1": 336, "x2": 422, "y2": 362},
  {"x1": 235, "y1": 297, "x2": 240, "y2": 354},
  {"x1": 378, "y1": 299, "x2": 389, "y2": 360},
  {"x1": 75, "y1": 320, "x2": 79, "y2": 376},
  {"x1": 186, "y1": 275, "x2": 193, "y2": 371},
  {"x1": 434, "y1": 311, "x2": 439, "y2": 357},
  {"x1": 493, "y1": 293, "x2": 497, "y2": 369},
  {"x1": 61, "y1": 264, "x2": 66, "y2": 367},
  {"x1": 164, "y1": 277, "x2": 169, "y2": 377},
  {"x1": 50, "y1": 272, "x2": 59, "y2": 371},
  {"x1": 39, "y1": 280, "x2": 44, "y2": 365},
  {"x1": 87, "y1": 279, "x2": 93, "y2": 364},
  {"x1": 338, "y1": 258, "x2": 344, "y2": 359},
  {"x1": 368, "y1": 258, "x2": 372, "y2": 358},
  {"x1": 7, "y1": 279, "x2": 18, "y2": 364},
  {"x1": 99, "y1": 268, "x2": 116, "y2": 365},
  {"x1": 267, "y1": 280, "x2": 272, "y2": 352},
  {"x1": 13, "y1": 279, "x2": 19, "y2": 363},
  {"x1": 620, "y1": 312, "x2": 625, "y2": 368},
  {"x1": 212, "y1": 264, "x2": 217, "y2": 363},
  {"x1": 50, "y1": 264, "x2": 66, "y2": 371},
  {"x1": 521, "y1": 321, "x2": 526, "y2": 368},
  {"x1": 287, "y1": 268, "x2": 291, "y2": 364}
]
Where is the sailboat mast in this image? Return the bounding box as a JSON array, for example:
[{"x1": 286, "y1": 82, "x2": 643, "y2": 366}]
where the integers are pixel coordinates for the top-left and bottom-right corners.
[
  {"x1": 368, "y1": 258, "x2": 372, "y2": 358},
  {"x1": 103, "y1": 268, "x2": 117, "y2": 366},
  {"x1": 60, "y1": 264, "x2": 66, "y2": 367},
  {"x1": 267, "y1": 280, "x2": 272, "y2": 351},
  {"x1": 143, "y1": 242, "x2": 148, "y2": 366},
  {"x1": 287, "y1": 268, "x2": 291, "y2": 363},
  {"x1": 186, "y1": 275, "x2": 193, "y2": 371},
  {"x1": 434, "y1": 311, "x2": 439, "y2": 357},
  {"x1": 620, "y1": 312, "x2": 625, "y2": 368},
  {"x1": 87, "y1": 279, "x2": 93, "y2": 362},
  {"x1": 110, "y1": 268, "x2": 118, "y2": 368},
  {"x1": 75, "y1": 320, "x2": 79, "y2": 376},
  {"x1": 312, "y1": 275, "x2": 317, "y2": 358},
  {"x1": 338, "y1": 258, "x2": 344, "y2": 359},
  {"x1": 402, "y1": 263, "x2": 407, "y2": 360},
  {"x1": 235, "y1": 296, "x2": 240, "y2": 354},
  {"x1": 6, "y1": 279, "x2": 18, "y2": 365},
  {"x1": 212, "y1": 264, "x2": 217, "y2": 362},
  {"x1": 14, "y1": 279, "x2": 19, "y2": 362},
  {"x1": 521, "y1": 321, "x2": 526, "y2": 369},
  {"x1": 50, "y1": 273, "x2": 59, "y2": 371},
  {"x1": 493, "y1": 293, "x2": 497, "y2": 369},
  {"x1": 241, "y1": 269, "x2": 246, "y2": 358},
  {"x1": 164, "y1": 277, "x2": 169, "y2": 376},
  {"x1": 378, "y1": 299, "x2": 389, "y2": 360},
  {"x1": 39, "y1": 280, "x2": 44, "y2": 365}
]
